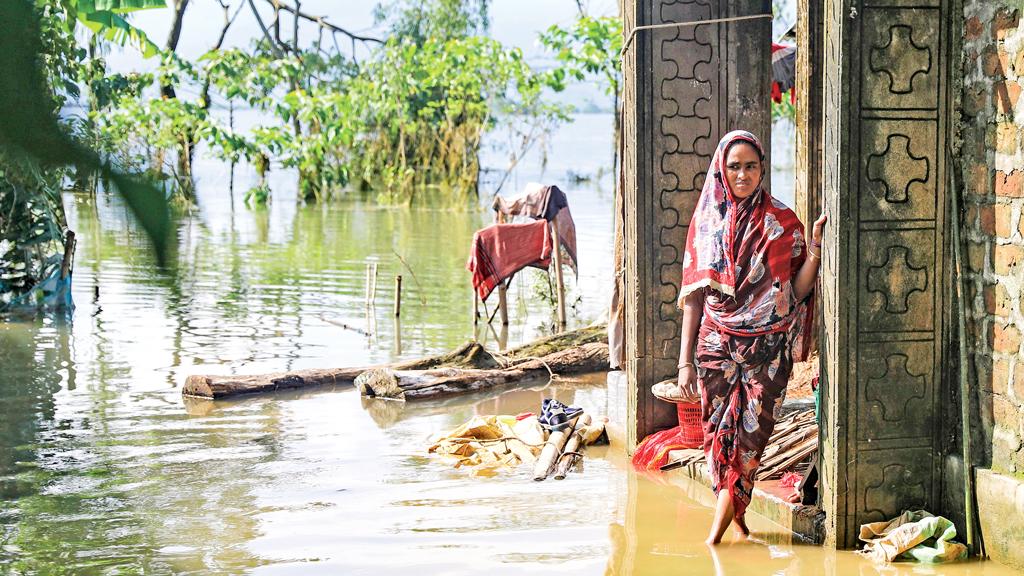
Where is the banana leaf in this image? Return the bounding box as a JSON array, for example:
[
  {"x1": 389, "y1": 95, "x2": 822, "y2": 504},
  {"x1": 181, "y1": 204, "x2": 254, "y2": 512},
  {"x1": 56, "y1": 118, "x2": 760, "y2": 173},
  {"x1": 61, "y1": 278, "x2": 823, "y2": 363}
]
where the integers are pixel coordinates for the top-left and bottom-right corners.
[{"x1": 0, "y1": 0, "x2": 171, "y2": 265}]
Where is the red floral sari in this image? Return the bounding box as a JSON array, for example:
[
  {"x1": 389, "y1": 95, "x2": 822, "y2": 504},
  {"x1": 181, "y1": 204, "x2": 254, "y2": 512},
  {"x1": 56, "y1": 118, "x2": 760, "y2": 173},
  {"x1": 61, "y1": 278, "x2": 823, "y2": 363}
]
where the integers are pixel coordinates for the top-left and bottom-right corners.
[{"x1": 679, "y1": 130, "x2": 812, "y2": 520}]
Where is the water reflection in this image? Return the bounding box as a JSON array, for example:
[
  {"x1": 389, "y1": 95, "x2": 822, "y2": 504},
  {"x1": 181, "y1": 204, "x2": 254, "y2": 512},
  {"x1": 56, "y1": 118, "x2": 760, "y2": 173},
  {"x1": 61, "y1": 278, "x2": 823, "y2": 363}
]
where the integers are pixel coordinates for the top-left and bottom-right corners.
[{"x1": 4, "y1": 115, "x2": 1016, "y2": 574}]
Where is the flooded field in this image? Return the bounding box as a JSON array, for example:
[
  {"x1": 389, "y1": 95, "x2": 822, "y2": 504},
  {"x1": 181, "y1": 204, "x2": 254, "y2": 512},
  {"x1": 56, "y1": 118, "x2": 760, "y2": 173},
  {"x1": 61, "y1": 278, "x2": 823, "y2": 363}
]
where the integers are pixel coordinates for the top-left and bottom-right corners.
[{"x1": 2, "y1": 115, "x2": 1014, "y2": 574}]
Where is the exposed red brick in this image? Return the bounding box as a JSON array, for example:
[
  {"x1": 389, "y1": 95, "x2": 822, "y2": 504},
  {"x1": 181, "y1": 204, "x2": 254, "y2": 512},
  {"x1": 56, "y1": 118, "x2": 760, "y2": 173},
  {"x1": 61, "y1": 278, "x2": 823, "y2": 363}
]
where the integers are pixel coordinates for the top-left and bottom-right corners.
[
  {"x1": 995, "y1": 122, "x2": 1019, "y2": 155},
  {"x1": 995, "y1": 203, "x2": 1016, "y2": 238},
  {"x1": 980, "y1": 203, "x2": 997, "y2": 235},
  {"x1": 991, "y1": 387, "x2": 1015, "y2": 420},
  {"x1": 994, "y1": 80, "x2": 1022, "y2": 114},
  {"x1": 968, "y1": 164, "x2": 991, "y2": 196},
  {"x1": 996, "y1": 170, "x2": 1024, "y2": 198},
  {"x1": 967, "y1": 16, "x2": 984, "y2": 41},
  {"x1": 993, "y1": 322, "x2": 1023, "y2": 353},
  {"x1": 992, "y1": 8, "x2": 1021, "y2": 41},
  {"x1": 985, "y1": 283, "x2": 1014, "y2": 317},
  {"x1": 995, "y1": 358, "x2": 1012, "y2": 394},
  {"x1": 997, "y1": 283, "x2": 1014, "y2": 317},
  {"x1": 1014, "y1": 361, "x2": 1024, "y2": 402},
  {"x1": 994, "y1": 243, "x2": 1024, "y2": 275}
]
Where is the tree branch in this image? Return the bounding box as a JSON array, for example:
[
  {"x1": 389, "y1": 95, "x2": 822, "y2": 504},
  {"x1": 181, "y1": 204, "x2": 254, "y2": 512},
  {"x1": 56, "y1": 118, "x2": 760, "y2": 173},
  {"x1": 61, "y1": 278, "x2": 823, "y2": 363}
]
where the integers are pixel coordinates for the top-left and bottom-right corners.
[
  {"x1": 161, "y1": 0, "x2": 192, "y2": 99},
  {"x1": 262, "y1": 0, "x2": 384, "y2": 45},
  {"x1": 247, "y1": 0, "x2": 284, "y2": 57},
  {"x1": 201, "y1": 0, "x2": 245, "y2": 111}
]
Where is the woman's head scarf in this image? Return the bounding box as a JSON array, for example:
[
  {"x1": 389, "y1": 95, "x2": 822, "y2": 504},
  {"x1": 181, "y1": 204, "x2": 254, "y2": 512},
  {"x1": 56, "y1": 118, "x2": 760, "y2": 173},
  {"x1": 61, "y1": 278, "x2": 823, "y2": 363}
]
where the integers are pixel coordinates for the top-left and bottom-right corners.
[{"x1": 678, "y1": 130, "x2": 813, "y2": 359}]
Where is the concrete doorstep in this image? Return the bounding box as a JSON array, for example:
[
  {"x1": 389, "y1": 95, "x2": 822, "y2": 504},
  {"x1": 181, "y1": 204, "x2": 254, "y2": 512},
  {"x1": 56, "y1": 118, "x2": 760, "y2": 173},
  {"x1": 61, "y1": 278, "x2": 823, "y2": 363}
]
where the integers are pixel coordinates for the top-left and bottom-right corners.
[{"x1": 975, "y1": 467, "x2": 1024, "y2": 572}]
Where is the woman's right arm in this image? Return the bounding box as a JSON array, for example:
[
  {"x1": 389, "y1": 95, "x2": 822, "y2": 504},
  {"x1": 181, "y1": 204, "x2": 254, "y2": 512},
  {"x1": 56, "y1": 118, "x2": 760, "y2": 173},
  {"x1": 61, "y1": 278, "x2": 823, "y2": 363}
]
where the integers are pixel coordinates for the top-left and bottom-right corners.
[{"x1": 678, "y1": 289, "x2": 705, "y2": 402}]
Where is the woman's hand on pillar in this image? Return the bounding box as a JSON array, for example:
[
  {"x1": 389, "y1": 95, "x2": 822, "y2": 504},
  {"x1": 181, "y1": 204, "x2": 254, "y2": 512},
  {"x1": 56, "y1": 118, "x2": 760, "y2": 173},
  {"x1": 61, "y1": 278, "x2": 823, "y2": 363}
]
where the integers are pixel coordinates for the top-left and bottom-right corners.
[{"x1": 811, "y1": 211, "x2": 827, "y2": 252}]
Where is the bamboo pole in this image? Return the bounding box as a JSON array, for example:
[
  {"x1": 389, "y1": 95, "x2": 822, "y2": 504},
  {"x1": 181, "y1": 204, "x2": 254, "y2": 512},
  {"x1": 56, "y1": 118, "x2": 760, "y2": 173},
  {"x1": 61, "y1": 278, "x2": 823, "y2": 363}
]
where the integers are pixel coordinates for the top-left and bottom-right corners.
[
  {"x1": 554, "y1": 413, "x2": 592, "y2": 480},
  {"x1": 949, "y1": 146, "x2": 978, "y2": 555},
  {"x1": 497, "y1": 283, "x2": 509, "y2": 326},
  {"x1": 473, "y1": 289, "x2": 480, "y2": 326},
  {"x1": 365, "y1": 262, "x2": 378, "y2": 306},
  {"x1": 534, "y1": 422, "x2": 575, "y2": 481},
  {"x1": 393, "y1": 315, "x2": 402, "y2": 356},
  {"x1": 394, "y1": 275, "x2": 402, "y2": 317},
  {"x1": 550, "y1": 221, "x2": 567, "y2": 329}
]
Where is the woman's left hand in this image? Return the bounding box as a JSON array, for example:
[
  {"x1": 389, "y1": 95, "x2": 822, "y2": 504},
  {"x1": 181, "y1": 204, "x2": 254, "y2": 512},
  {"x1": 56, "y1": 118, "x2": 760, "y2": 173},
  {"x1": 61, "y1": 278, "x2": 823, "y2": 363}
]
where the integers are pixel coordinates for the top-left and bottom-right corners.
[{"x1": 811, "y1": 211, "x2": 827, "y2": 247}]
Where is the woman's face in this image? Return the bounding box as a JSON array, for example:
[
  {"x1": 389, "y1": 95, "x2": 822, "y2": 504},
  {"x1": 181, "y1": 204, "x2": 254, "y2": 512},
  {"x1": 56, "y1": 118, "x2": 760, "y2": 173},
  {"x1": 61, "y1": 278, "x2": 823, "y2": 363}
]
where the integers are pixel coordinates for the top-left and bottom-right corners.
[{"x1": 724, "y1": 142, "x2": 762, "y2": 199}]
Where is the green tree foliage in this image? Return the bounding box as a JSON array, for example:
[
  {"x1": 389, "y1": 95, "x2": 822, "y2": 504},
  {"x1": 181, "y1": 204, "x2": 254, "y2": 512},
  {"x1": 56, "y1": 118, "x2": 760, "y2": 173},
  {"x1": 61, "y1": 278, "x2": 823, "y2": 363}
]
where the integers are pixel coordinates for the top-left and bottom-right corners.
[
  {"x1": 538, "y1": 16, "x2": 622, "y2": 99},
  {"x1": 89, "y1": 0, "x2": 566, "y2": 206},
  {"x1": 539, "y1": 15, "x2": 622, "y2": 177}
]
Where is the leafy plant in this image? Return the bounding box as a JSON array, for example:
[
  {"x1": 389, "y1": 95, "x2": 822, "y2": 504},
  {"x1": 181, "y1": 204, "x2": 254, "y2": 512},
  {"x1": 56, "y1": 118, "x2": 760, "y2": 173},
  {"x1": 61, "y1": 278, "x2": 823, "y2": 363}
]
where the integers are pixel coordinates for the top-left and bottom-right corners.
[
  {"x1": 539, "y1": 16, "x2": 623, "y2": 176},
  {"x1": 0, "y1": 0, "x2": 171, "y2": 278}
]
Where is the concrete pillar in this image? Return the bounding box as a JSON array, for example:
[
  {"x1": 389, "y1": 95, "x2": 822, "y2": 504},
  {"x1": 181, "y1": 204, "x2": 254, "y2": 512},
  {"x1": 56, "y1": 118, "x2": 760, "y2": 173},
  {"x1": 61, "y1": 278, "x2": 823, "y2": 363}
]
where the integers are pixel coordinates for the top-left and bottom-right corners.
[
  {"x1": 620, "y1": 0, "x2": 772, "y2": 448},
  {"x1": 819, "y1": 0, "x2": 954, "y2": 548}
]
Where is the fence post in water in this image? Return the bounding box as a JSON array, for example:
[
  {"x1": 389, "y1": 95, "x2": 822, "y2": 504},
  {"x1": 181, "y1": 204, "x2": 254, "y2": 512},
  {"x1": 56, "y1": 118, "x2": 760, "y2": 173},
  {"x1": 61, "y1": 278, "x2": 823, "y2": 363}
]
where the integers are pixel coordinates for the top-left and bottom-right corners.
[
  {"x1": 497, "y1": 282, "x2": 509, "y2": 326},
  {"x1": 394, "y1": 275, "x2": 402, "y2": 317},
  {"x1": 550, "y1": 221, "x2": 567, "y2": 329},
  {"x1": 473, "y1": 288, "x2": 479, "y2": 325},
  {"x1": 393, "y1": 315, "x2": 402, "y2": 356},
  {"x1": 365, "y1": 262, "x2": 378, "y2": 307}
]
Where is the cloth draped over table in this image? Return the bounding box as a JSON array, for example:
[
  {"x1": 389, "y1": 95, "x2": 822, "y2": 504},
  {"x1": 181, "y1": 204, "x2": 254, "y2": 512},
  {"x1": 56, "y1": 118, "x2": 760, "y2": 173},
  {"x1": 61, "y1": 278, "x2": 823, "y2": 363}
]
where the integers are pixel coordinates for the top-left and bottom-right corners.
[
  {"x1": 492, "y1": 183, "x2": 578, "y2": 274},
  {"x1": 466, "y1": 220, "x2": 552, "y2": 301},
  {"x1": 467, "y1": 183, "x2": 579, "y2": 302}
]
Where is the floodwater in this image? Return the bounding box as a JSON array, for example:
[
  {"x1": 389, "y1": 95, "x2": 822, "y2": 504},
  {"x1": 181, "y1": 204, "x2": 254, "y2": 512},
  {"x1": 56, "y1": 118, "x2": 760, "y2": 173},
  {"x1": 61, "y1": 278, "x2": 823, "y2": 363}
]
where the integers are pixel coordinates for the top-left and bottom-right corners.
[{"x1": 2, "y1": 115, "x2": 1015, "y2": 574}]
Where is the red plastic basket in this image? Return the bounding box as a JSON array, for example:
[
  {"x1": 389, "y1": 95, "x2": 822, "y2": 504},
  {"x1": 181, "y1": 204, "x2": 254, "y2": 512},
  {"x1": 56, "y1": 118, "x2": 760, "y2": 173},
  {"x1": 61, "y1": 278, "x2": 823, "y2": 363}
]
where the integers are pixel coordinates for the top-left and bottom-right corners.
[{"x1": 676, "y1": 402, "x2": 704, "y2": 446}]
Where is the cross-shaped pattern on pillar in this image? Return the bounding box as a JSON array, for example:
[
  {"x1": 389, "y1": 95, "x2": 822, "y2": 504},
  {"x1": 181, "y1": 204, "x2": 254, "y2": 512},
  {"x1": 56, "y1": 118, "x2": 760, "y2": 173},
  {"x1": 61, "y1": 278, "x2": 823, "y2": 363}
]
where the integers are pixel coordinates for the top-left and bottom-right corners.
[
  {"x1": 864, "y1": 353, "x2": 926, "y2": 422},
  {"x1": 866, "y1": 245, "x2": 928, "y2": 314},
  {"x1": 869, "y1": 24, "x2": 931, "y2": 95},
  {"x1": 866, "y1": 134, "x2": 930, "y2": 204}
]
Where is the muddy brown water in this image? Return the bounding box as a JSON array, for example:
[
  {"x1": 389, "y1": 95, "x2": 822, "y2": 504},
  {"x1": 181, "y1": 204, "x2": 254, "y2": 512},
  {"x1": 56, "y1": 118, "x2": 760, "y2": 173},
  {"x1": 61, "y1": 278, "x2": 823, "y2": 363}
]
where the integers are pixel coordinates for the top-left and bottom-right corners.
[{"x1": 1, "y1": 116, "x2": 1014, "y2": 573}]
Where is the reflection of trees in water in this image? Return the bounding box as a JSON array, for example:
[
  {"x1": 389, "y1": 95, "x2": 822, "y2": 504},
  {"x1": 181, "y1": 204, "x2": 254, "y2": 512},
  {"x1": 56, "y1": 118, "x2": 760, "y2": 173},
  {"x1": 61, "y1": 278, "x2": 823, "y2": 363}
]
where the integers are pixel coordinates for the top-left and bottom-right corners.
[
  {"x1": 0, "y1": 322, "x2": 67, "y2": 498},
  {"x1": 0, "y1": 318, "x2": 289, "y2": 572}
]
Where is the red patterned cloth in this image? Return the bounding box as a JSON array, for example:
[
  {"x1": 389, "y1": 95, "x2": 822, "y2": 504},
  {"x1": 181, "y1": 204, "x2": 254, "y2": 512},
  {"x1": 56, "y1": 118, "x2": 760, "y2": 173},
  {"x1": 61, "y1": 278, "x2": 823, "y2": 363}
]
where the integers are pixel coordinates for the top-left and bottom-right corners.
[
  {"x1": 466, "y1": 220, "x2": 552, "y2": 301},
  {"x1": 679, "y1": 130, "x2": 815, "y2": 523},
  {"x1": 492, "y1": 183, "x2": 578, "y2": 273},
  {"x1": 678, "y1": 130, "x2": 813, "y2": 361}
]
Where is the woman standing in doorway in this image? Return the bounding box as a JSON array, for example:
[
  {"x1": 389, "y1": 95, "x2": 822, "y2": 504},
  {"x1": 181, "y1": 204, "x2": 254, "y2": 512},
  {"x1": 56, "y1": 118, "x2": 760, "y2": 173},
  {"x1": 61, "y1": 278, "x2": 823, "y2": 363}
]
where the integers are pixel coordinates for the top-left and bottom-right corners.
[{"x1": 676, "y1": 130, "x2": 826, "y2": 545}]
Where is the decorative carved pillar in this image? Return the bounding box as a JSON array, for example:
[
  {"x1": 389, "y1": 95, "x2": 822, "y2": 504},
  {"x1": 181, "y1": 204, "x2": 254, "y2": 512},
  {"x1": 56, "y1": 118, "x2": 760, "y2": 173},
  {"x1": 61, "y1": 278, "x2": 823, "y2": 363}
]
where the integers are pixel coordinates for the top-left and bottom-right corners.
[
  {"x1": 819, "y1": 0, "x2": 953, "y2": 548},
  {"x1": 621, "y1": 0, "x2": 771, "y2": 448}
]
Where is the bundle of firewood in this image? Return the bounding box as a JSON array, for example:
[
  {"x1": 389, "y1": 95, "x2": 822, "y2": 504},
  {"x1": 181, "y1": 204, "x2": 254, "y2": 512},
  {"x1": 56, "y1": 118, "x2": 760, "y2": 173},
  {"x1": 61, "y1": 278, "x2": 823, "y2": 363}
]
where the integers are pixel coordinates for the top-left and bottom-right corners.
[
  {"x1": 532, "y1": 412, "x2": 607, "y2": 481},
  {"x1": 756, "y1": 409, "x2": 817, "y2": 480},
  {"x1": 663, "y1": 408, "x2": 818, "y2": 481}
]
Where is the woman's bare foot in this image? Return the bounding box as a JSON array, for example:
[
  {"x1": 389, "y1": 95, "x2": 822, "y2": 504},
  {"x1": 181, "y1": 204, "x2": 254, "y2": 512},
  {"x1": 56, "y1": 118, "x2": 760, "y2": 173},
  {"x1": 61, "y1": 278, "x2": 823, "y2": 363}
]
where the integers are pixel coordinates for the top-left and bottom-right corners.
[{"x1": 733, "y1": 514, "x2": 750, "y2": 537}]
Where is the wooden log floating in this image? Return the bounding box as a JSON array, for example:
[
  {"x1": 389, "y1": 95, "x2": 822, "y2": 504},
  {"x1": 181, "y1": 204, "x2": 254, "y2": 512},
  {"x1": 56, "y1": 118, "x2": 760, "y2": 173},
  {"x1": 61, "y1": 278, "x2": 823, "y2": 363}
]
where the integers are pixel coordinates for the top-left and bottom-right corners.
[
  {"x1": 184, "y1": 324, "x2": 608, "y2": 400},
  {"x1": 184, "y1": 367, "x2": 366, "y2": 399},
  {"x1": 355, "y1": 342, "x2": 609, "y2": 401}
]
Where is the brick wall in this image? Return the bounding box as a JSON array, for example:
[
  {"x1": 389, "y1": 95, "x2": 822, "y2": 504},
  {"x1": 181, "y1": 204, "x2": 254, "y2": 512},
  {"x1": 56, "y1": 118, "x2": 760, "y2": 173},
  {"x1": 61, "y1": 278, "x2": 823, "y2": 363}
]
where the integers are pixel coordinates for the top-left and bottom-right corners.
[{"x1": 961, "y1": 1, "x2": 1024, "y2": 475}]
